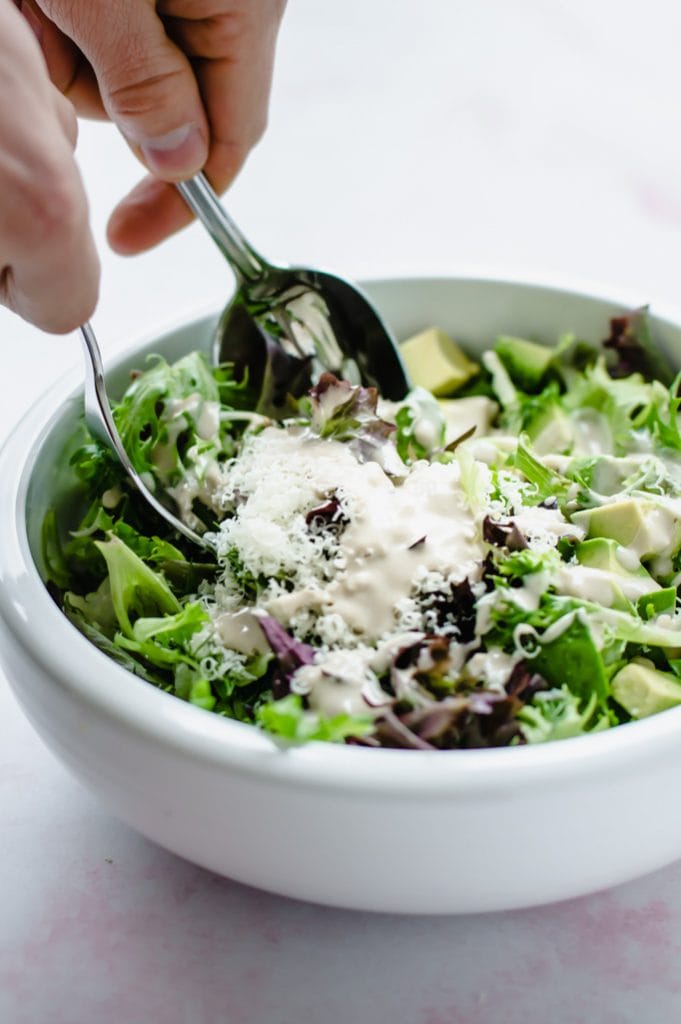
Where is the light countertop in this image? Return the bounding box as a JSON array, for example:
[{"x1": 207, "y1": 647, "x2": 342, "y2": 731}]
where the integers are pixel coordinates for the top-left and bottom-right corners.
[{"x1": 2, "y1": 2, "x2": 681, "y2": 1021}]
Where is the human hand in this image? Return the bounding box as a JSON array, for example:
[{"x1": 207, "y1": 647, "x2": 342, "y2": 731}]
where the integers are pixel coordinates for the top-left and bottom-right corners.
[
  {"x1": 0, "y1": 0, "x2": 99, "y2": 333},
  {"x1": 20, "y1": 0, "x2": 287, "y2": 254}
]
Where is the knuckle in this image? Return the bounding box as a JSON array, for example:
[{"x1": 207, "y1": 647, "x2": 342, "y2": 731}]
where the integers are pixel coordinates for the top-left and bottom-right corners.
[
  {"x1": 105, "y1": 63, "x2": 188, "y2": 120},
  {"x1": 195, "y1": 12, "x2": 247, "y2": 58},
  {"x1": 17, "y1": 162, "x2": 85, "y2": 243}
]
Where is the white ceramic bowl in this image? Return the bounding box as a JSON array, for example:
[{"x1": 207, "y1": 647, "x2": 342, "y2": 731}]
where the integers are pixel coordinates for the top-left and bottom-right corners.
[{"x1": 3, "y1": 277, "x2": 681, "y2": 915}]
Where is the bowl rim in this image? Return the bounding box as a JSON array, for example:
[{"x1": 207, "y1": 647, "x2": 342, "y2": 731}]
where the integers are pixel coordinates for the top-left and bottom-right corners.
[{"x1": 3, "y1": 272, "x2": 681, "y2": 795}]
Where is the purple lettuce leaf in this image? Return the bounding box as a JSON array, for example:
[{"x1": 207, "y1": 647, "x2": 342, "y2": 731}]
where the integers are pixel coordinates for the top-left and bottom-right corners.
[
  {"x1": 303, "y1": 373, "x2": 403, "y2": 473},
  {"x1": 258, "y1": 615, "x2": 316, "y2": 698},
  {"x1": 603, "y1": 309, "x2": 673, "y2": 385},
  {"x1": 483, "y1": 515, "x2": 529, "y2": 551}
]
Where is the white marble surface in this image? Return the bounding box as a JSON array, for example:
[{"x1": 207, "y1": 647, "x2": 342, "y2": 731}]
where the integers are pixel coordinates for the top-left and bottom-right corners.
[{"x1": 2, "y1": 1, "x2": 681, "y2": 1020}]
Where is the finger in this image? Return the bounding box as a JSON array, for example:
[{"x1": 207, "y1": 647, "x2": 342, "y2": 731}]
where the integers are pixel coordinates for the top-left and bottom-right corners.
[
  {"x1": 164, "y1": 1, "x2": 284, "y2": 155},
  {"x1": 107, "y1": 134, "x2": 255, "y2": 254},
  {"x1": 0, "y1": 3, "x2": 99, "y2": 332},
  {"x1": 106, "y1": 132, "x2": 251, "y2": 254},
  {"x1": 39, "y1": 0, "x2": 209, "y2": 179},
  {"x1": 106, "y1": 176, "x2": 188, "y2": 255},
  {"x1": 16, "y1": 0, "x2": 108, "y2": 118},
  {"x1": 108, "y1": 1, "x2": 285, "y2": 254}
]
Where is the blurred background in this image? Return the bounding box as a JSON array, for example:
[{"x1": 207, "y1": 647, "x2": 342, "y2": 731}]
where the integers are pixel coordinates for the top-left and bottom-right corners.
[{"x1": 3, "y1": 2, "x2": 681, "y2": 1022}]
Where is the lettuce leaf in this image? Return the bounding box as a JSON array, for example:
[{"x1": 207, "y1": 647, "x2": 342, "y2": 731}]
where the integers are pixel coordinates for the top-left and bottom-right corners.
[
  {"x1": 113, "y1": 352, "x2": 221, "y2": 480},
  {"x1": 94, "y1": 535, "x2": 180, "y2": 636},
  {"x1": 257, "y1": 693, "x2": 373, "y2": 743},
  {"x1": 518, "y1": 687, "x2": 611, "y2": 744},
  {"x1": 603, "y1": 308, "x2": 674, "y2": 385},
  {"x1": 115, "y1": 602, "x2": 208, "y2": 669}
]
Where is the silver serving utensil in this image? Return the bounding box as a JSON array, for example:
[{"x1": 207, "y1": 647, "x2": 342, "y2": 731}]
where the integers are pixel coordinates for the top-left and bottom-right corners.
[
  {"x1": 79, "y1": 322, "x2": 215, "y2": 553},
  {"x1": 176, "y1": 173, "x2": 410, "y2": 411},
  {"x1": 77, "y1": 175, "x2": 409, "y2": 549}
]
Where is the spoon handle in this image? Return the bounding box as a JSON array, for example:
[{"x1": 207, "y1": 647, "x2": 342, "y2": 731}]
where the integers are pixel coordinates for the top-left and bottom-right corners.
[
  {"x1": 80, "y1": 322, "x2": 137, "y2": 471},
  {"x1": 176, "y1": 173, "x2": 266, "y2": 287}
]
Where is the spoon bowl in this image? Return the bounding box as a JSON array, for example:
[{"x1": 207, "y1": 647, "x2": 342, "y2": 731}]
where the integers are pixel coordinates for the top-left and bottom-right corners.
[{"x1": 176, "y1": 174, "x2": 410, "y2": 409}]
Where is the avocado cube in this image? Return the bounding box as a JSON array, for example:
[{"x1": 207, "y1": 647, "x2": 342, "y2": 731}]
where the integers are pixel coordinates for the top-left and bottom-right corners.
[
  {"x1": 400, "y1": 328, "x2": 479, "y2": 397},
  {"x1": 611, "y1": 659, "x2": 681, "y2": 718},
  {"x1": 575, "y1": 538, "x2": 650, "y2": 579},
  {"x1": 571, "y1": 499, "x2": 681, "y2": 561}
]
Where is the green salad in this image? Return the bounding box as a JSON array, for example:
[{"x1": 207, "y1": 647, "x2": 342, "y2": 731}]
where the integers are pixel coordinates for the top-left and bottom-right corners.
[{"x1": 45, "y1": 308, "x2": 681, "y2": 749}]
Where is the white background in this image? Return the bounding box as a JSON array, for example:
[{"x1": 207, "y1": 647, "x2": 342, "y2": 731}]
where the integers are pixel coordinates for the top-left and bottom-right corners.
[{"x1": 2, "y1": 1, "x2": 681, "y2": 1021}]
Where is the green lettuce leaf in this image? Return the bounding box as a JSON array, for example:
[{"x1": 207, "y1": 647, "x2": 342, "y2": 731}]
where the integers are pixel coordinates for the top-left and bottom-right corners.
[
  {"x1": 518, "y1": 687, "x2": 611, "y2": 744},
  {"x1": 94, "y1": 535, "x2": 180, "y2": 636},
  {"x1": 257, "y1": 693, "x2": 373, "y2": 743},
  {"x1": 115, "y1": 602, "x2": 208, "y2": 669}
]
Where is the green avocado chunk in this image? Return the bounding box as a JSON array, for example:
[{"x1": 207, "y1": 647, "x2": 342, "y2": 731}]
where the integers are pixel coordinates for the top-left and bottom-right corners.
[
  {"x1": 611, "y1": 659, "x2": 681, "y2": 719},
  {"x1": 575, "y1": 538, "x2": 651, "y2": 579},
  {"x1": 571, "y1": 499, "x2": 681, "y2": 561},
  {"x1": 572, "y1": 538, "x2": 655, "y2": 611},
  {"x1": 400, "y1": 327, "x2": 479, "y2": 396},
  {"x1": 494, "y1": 335, "x2": 554, "y2": 391}
]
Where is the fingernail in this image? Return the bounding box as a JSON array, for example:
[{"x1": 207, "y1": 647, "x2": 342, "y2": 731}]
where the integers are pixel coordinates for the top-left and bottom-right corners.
[{"x1": 138, "y1": 124, "x2": 207, "y2": 177}]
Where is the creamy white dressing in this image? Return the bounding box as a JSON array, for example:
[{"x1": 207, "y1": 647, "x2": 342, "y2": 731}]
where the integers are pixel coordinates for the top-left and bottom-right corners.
[
  {"x1": 414, "y1": 418, "x2": 441, "y2": 450},
  {"x1": 292, "y1": 648, "x2": 388, "y2": 718},
  {"x1": 511, "y1": 506, "x2": 584, "y2": 551},
  {"x1": 151, "y1": 418, "x2": 186, "y2": 475},
  {"x1": 214, "y1": 609, "x2": 268, "y2": 655},
  {"x1": 168, "y1": 460, "x2": 229, "y2": 530},
  {"x1": 571, "y1": 409, "x2": 613, "y2": 455},
  {"x1": 557, "y1": 564, "x2": 659, "y2": 607},
  {"x1": 165, "y1": 394, "x2": 202, "y2": 419},
  {"x1": 509, "y1": 570, "x2": 556, "y2": 612},
  {"x1": 464, "y1": 648, "x2": 518, "y2": 692},
  {"x1": 196, "y1": 401, "x2": 221, "y2": 440},
  {"x1": 101, "y1": 485, "x2": 123, "y2": 509},
  {"x1": 151, "y1": 394, "x2": 225, "y2": 501},
  {"x1": 320, "y1": 459, "x2": 482, "y2": 639}
]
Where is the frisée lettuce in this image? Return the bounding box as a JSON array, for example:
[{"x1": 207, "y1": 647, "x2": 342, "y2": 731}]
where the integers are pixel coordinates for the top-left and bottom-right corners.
[{"x1": 44, "y1": 308, "x2": 681, "y2": 749}]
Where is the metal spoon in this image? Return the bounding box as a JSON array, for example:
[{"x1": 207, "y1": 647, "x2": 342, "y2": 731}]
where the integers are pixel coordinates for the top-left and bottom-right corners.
[
  {"x1": 79, "y1": 322, "x2": 215, "y2": 553},
  {"x1": 78, "y1": 174, "x2": 409, "y2": 550},
  {"x1": 176, "y1": 173, "x2": 410, "y2": 411}
]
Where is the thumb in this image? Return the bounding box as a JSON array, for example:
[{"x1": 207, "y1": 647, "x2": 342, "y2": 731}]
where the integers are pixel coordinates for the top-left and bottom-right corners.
[{"x1": 40, "y1": 0, "x2": 209, "y2": 179}]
